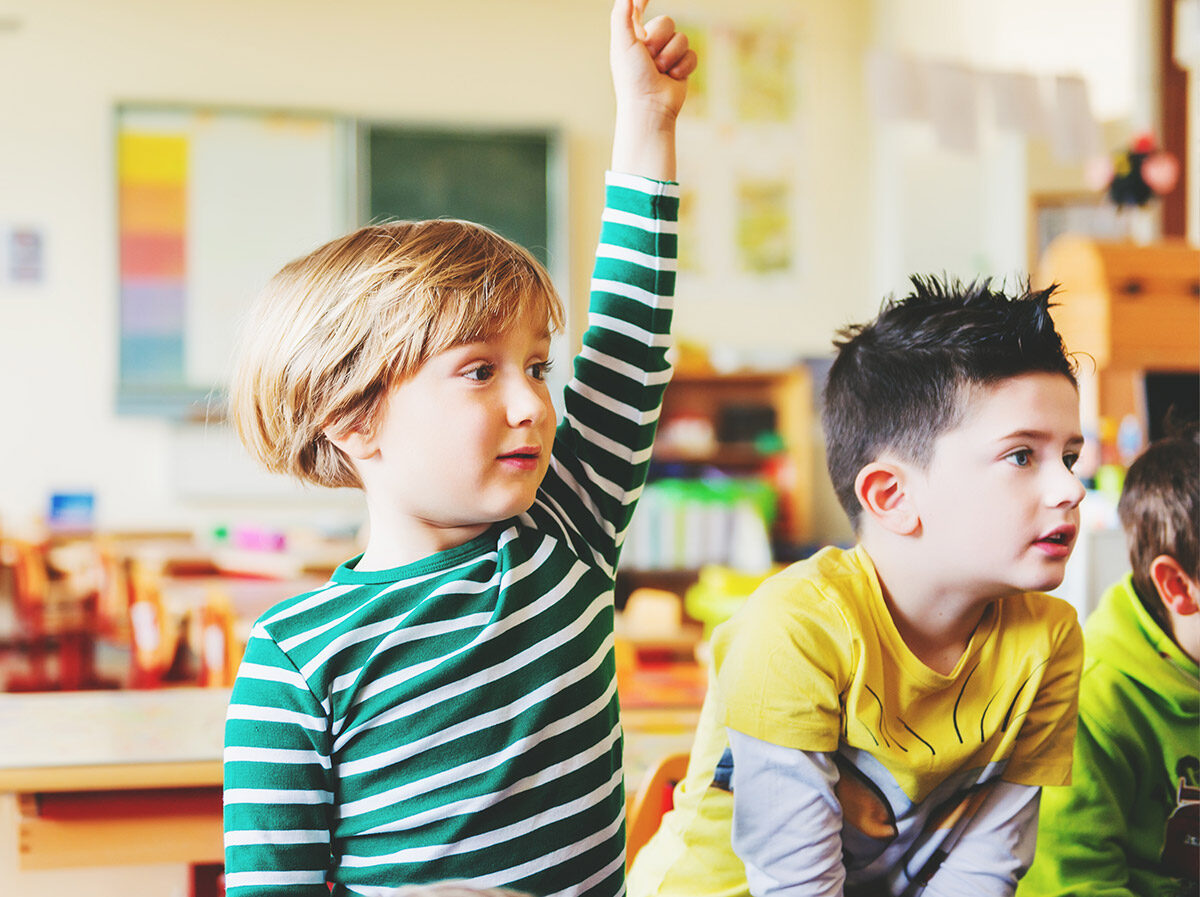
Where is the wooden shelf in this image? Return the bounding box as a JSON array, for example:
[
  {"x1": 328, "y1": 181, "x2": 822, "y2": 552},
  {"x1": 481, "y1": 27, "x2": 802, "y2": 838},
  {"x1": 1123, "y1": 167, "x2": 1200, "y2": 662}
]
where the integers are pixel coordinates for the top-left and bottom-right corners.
[{"x1": 655, "y1": 366, "x2": 815, "y2": 546}]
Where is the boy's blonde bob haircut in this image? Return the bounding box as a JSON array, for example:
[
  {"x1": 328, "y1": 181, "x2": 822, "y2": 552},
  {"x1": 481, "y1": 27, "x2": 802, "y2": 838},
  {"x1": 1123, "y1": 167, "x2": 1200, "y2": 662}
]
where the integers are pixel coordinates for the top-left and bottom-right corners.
[{"x1": 229, "y1": 219, "x2": 564, "y2": 490}]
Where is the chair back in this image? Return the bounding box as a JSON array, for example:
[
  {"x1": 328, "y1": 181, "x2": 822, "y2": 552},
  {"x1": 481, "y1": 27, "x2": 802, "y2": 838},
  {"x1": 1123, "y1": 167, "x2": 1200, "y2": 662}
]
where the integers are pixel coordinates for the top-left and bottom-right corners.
[
  {"x1": 199, "y1": 587, "x2": 240, "y2": 688},
  {"x1": 7, "y1": 540, "x2": 50, "y2": 622},
  {"x1": 626, "y1": 752, "x2": 690, "y2": 867},
  {"x1": 127, "y1": 558, "x2": 175, "y2": 687},
  {"x1": 92, "y1": 539, "x2": 132, "y2": 636}
]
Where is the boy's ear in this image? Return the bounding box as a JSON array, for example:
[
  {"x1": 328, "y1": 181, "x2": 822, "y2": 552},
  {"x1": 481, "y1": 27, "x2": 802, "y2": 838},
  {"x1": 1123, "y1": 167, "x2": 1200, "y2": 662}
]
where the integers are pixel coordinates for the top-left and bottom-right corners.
[
  {"x1": 322, "y1": 423, "x2": 377, "y2": 462},
  {"x1": 1149, "y1": 554, "x2": 1200, "y2": 616},
  {"x1": 854, "y1": 460, "x2": 920, "y2": 536}
]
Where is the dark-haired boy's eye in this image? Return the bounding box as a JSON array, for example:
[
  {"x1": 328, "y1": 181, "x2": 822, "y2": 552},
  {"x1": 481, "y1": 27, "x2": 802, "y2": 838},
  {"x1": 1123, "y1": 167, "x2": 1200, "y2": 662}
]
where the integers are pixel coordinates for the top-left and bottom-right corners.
[
  {"x1": 1063, "y1": 452, "x2": 1080, "y2": 471},
  {"x1": 1005, "y1": 449, "x2": 1032, "y2": 468}
]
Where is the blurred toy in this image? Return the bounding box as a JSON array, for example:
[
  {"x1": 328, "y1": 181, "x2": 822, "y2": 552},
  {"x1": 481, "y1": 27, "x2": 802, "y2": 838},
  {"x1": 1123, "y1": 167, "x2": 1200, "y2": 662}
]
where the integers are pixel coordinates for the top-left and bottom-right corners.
[{"x1": 1087, "y1": 132, "x2": 1180, "y2": 208}]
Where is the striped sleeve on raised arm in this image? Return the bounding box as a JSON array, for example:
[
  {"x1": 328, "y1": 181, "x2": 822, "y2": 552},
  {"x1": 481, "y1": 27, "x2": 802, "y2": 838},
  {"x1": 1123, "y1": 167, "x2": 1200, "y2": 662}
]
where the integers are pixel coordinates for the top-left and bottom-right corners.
[{"x1": 548, "y1": 173, "x2": 679, "y2": 566}]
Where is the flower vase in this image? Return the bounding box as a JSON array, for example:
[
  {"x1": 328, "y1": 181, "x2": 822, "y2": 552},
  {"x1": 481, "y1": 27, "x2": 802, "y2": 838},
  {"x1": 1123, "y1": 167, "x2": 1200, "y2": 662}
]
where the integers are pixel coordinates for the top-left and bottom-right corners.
[{"x1": 1120, "y1": 204, "x2": 1158, "y2": 244}]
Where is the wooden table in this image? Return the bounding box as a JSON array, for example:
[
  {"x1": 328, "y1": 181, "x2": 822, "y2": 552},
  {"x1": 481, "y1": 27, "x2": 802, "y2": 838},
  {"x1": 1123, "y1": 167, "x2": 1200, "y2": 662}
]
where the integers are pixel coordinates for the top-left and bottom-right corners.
[
  {"x1": 0, "y1": 688, "x2": 228, "y2": 870},
  {"x1": 0, "y1": 673, "x2": 704, "y2": 872}
]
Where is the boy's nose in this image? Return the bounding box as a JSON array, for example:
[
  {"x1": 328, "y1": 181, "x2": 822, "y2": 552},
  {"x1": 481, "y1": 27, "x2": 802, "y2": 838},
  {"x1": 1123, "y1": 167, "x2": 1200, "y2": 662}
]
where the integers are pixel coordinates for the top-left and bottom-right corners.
[
  {"x1": 1047, "y1": 465, "x2": 1087, "y2": 508},
  {"x1": 506, "y1": 376, "x2": 550, "y2": 427}
]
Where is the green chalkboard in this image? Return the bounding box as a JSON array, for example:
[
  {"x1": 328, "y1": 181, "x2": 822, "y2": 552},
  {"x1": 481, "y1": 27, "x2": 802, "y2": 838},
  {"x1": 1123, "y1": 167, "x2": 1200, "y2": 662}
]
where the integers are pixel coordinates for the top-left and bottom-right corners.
[{"x1": 366, "y1": 126, "x2": 552, "y2": 266}]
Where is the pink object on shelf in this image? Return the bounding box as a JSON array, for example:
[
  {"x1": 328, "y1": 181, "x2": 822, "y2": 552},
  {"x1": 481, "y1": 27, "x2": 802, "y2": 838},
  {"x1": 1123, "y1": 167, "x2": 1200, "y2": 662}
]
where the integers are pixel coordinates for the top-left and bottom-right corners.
[{"x1": 230, "y1": 525, "x2": 287, "y2": 553}]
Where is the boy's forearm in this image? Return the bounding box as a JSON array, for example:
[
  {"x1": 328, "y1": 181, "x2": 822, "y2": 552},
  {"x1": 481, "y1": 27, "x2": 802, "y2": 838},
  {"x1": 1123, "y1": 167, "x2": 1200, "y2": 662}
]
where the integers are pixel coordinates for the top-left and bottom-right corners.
[
  {"x1": 921, "y1": 781, "x2": 1040, "y2": 896},
  {"x1": 729, "y1": 730, "x2": 846, "y2": 896}
]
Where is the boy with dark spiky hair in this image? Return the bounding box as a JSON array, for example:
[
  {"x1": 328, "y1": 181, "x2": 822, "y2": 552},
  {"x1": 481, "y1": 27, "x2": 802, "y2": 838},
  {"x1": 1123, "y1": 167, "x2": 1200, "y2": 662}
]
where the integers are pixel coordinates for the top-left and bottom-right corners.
[
  {"x1": 1020, "y1": 425, "x2": 1199, "y2": 896},
  {"x1": 631, "y1": 276, "x2": 1086, "y2": 897}
]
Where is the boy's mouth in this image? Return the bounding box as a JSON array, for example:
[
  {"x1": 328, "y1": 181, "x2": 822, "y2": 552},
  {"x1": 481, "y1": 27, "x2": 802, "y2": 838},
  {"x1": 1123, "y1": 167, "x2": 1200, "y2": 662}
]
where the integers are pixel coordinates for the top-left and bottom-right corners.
[
  {"x1": 498, "y1": 446, "x2": 541, "y2": 469},
  {"x1": 1033, "y1": 525, "x2": 1076, "y2": 556}
]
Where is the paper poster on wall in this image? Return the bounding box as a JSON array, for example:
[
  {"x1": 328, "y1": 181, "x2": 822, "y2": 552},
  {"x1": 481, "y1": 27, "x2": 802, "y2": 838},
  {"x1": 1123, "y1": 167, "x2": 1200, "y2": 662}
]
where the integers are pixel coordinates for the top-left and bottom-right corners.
[
  {"x1": 925, "y1": 62, "x2": 980, "y2": 154},
  {"x1": 672, "y1": 15, "x2": 804, "y2": 303},
  {"x1": 734, "y1": 25, "x2": 797, "y2": 122},
  {"x1": 735, "y1": 177, "x2": 792, "y2": 274},
  {"x1": 186, "y1": 113, "x2": 347, "y2": 386},
  {"x1": 676, "y1": 185, "x2": 700, "y2": 273},
  {"x1": 866, "y1": 51, "x2": 929, "y2": 122},
  {"x1": 988, "y1": 70, "x2": 1048, "y2": 137},
  {"x1": 676, "y1": 21, "x2": 711, "y2": 119},
  {"x1": 8, "y1": 227, "x2": 45, "y2": 283},
  {"x1": 118, "y1": 130, "x2": 188, "y2": 387}
]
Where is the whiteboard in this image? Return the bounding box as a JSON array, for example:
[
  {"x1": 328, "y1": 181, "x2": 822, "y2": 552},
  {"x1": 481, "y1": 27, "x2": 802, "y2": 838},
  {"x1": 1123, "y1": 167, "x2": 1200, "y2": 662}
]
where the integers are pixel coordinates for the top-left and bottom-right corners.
[{"x1": 186, "y1": 113, "x2": 350, "y2": 384}]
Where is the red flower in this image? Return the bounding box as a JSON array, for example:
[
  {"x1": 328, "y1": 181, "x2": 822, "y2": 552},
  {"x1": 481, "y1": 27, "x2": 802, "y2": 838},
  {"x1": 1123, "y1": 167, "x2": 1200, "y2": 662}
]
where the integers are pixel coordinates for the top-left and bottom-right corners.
[{"x1": 1131, "y1": 132, "x2": 1157, "y2": 154}]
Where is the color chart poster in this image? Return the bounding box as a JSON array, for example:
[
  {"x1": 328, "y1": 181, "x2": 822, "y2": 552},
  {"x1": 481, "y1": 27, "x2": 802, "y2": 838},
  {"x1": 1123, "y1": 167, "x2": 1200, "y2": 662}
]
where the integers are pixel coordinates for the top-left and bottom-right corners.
[
  {"x1": 118, "y1": 131, "x2": 187, "y2": 386},
  {"x1": 115, "y1": 106, "x2": 346, "y2": 415}
]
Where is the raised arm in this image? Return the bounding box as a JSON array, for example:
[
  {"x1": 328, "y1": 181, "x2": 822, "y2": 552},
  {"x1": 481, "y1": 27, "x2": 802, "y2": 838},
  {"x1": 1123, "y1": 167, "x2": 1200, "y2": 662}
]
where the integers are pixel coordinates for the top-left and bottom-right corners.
[
  {"x1": 536, "y1": 1, "x2": 694, "y2": 570},
  {"x1": 610, "y1": 0, "x2": 696, "y2": 180}
]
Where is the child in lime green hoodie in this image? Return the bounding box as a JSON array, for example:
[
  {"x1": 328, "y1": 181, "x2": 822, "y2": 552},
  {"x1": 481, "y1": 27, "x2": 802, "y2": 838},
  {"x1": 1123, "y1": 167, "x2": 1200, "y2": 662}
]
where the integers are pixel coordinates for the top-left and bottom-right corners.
[{"x1": 1020, "y1": 425, "x2": 1199, "y2": 897}]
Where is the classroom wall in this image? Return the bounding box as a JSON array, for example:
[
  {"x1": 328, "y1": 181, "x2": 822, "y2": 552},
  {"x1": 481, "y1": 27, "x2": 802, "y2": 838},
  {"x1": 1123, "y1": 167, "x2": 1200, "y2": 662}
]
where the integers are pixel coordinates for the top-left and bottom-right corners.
[
  {"x1": 870, "y1": 0, "x2": 1150, "y2": 299},
  {"x1": 0, "y1": 0, "x2": 1177, "y2": 544},
  {"x1": 0, "y1": 0, "x2": 876, "y2": 540}
]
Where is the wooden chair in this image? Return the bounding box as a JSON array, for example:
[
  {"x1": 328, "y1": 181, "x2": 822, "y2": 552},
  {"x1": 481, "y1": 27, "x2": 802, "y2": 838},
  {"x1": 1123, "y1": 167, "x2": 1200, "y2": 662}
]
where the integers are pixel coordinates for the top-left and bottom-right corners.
[
  {"x1": 198, "y1": 586, "x2": 240, "y2": 687},
  {"x1": 626, "y1": 752, "x2": 690, "y2": 868},
  {"x1": 126, "y1": 558, "x2": 178, "y2": 688},
  {"x1": 0, "y1": 539, "x2": 113, "y2": 691}
]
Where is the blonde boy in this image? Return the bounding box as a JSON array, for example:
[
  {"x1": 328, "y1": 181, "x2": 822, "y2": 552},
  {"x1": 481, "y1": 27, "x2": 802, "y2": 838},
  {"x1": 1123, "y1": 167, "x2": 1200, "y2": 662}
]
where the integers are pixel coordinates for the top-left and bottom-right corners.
[
  {"x1": 631, "y1": 277, "x2": 1086, "y2": 896},
  {"x1": 222, "y1": 3, "x2": 696, "y2": 894}
]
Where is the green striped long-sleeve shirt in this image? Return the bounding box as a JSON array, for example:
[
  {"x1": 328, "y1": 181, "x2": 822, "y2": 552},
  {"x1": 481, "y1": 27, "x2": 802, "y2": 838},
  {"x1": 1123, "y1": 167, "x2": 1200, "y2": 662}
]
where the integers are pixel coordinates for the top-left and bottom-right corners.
[{"x1": 223, "y1": 172, "x2": 679, "y2": 897}]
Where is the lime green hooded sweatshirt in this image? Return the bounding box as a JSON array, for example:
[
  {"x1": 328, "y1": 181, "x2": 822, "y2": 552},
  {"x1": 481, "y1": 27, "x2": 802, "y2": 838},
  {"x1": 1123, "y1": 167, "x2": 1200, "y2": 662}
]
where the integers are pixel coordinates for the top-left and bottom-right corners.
[{"x1": 1019, "y1": 575, "x2": 1199, "y2": 897}]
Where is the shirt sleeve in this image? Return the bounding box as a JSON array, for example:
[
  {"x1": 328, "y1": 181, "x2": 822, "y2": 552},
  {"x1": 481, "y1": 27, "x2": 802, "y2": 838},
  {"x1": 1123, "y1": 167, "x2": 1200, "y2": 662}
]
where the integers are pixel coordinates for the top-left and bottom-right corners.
[
  {"x1": 539, "y1": 172, "x2": 678, "y2": 574},
  {"x1": 728, "y1": 729, "x2": 847, "y2": 897},
  {"x1": 1015, "y1": 714, "x2": 1139, "y2": 897},
  {"x1": 223, "y1": 626, "x2": 334, "y2": 896},
  {"x1": 921, "y1": 781, "x2": 1041, "y2": 897},
  {"x1": 1003, "y1": 607, "x2": 1084, "y2": 787},
  {"x1": 716, "y1": 577, "x2": 852, "y2": 752}
]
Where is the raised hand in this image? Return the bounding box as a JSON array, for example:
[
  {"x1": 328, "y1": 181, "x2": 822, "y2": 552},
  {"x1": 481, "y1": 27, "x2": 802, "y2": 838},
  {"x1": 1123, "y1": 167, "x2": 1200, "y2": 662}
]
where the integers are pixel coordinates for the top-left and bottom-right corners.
[
  {"x1": 610, "y1": 0, "x2": 697, "y2": 120},
  {"x1": 609, "y1": 0, "x2": 697, "y2": 180}
]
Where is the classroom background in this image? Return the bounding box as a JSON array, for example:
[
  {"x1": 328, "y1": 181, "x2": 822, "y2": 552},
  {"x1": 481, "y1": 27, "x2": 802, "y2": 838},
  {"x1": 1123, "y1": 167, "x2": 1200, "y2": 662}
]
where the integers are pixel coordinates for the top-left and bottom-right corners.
[{"x1": 0, "y1": 0, "x2": 1196, "y2": 895}]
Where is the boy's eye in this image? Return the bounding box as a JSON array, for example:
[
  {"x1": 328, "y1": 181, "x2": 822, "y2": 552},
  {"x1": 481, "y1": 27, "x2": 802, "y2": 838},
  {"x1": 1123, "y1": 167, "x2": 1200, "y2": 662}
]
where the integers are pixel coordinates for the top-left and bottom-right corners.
[
  {"x1": 1005, "y1": 449, "x2": 1032, "y2": 468},
  {"x1": 464, "y1": 363, "x2": 495, "y2": 382},
  {"x1": 1063, "y1": 452, "x2": 1080, "y2": 471},
  {"x1": 527, "y1": 360, "x2": 553, "y2": 381}
]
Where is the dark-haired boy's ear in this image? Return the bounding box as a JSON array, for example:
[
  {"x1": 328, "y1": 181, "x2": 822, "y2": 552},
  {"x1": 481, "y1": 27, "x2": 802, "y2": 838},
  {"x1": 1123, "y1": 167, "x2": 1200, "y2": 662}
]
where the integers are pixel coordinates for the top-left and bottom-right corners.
[
  {"x1": 854, "y1": 461, "x2": 920, "y2": 536},
  {"x1": 322, "y1": 424, "x2": 378, "y2": 462},
  {"x1": 1149, "y1": 554, "x2": 1200, "y2": 617}
]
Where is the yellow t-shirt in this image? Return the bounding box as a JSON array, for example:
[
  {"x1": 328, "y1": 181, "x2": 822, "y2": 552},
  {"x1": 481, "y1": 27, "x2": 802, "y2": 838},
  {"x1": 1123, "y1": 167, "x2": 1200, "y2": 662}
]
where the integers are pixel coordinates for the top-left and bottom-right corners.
[{"x1": 629, "y1": 544, "x2": 1083, "y2": 897}]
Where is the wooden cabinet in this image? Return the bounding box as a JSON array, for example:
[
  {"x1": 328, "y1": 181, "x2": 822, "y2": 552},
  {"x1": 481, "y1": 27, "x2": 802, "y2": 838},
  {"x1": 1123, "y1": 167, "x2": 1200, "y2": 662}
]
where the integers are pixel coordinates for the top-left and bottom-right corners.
[{"x1": 1036, "y1": 237, "x2": 1200, "y2": 439}]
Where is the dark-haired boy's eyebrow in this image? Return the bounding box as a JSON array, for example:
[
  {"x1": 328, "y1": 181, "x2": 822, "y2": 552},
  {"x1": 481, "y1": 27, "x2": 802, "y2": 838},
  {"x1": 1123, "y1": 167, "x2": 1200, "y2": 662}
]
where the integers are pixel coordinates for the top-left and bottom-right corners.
[{"x1": 999, "y1": 428, "x2": 1085, "y2": 448}]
